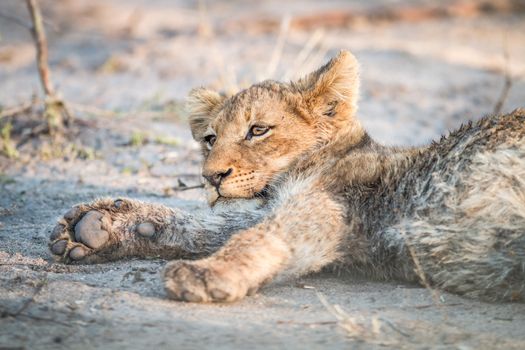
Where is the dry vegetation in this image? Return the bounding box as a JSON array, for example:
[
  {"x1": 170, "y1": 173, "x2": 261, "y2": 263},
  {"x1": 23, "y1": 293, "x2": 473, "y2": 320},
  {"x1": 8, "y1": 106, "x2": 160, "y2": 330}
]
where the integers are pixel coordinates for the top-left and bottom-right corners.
[{"x1": 0, "y1": 0, "x2": 524, "y2": 349}]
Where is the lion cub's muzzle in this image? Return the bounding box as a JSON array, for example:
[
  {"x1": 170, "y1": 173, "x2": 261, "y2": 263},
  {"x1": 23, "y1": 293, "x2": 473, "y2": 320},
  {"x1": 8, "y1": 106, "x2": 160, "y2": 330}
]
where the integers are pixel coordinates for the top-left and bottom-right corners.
[
  {"x1": 203, "y1": 168, "x2": 233, "y2": 189},
  {"x1": 202, "y1": 165, "x2": 263, "y2": 202}
]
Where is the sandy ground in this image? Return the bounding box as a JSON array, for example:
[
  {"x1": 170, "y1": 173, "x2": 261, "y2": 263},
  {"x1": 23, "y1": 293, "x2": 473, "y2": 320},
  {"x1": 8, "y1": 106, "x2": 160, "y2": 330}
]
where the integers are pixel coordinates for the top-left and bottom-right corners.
[{"x1": 1, "y1": 0, "x2": 525, "y2": 349}]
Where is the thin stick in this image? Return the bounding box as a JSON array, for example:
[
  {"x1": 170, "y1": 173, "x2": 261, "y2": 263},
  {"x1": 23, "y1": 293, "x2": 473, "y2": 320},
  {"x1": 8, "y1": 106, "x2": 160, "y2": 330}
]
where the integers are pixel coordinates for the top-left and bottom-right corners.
[
  {"x1": 172, "y1": 184, "x2": 204, "y2": 191},
  {"x1": 68, "y1": 102, "x2": 121, "y2": 118},
  {"x1": 26, "y1": 0, "x2": 55, "y2": 97},
  {"x1": 0, "y1": 100, "x2": 34, "y2": 119}
]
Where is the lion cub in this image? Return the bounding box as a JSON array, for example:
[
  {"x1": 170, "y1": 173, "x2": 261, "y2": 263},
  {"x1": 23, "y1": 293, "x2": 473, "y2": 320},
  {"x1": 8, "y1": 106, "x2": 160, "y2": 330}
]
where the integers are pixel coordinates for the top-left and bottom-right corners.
[{"x1": 49, "y1": 51, "x2": 525, "y2": 303}]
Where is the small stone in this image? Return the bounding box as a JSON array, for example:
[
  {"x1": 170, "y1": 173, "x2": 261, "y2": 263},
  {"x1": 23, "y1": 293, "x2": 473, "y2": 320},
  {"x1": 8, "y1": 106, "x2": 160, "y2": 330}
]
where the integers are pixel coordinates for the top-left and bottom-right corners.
[
  {"x1": 70, "y1": 246, "x2": 87, "y2": 260},
  {"x1": 51, "y1": 240, "x2": 67, "y2": 255},
  {"x1": 137, "y1": 222, "x2": 155, "y2": 237}
]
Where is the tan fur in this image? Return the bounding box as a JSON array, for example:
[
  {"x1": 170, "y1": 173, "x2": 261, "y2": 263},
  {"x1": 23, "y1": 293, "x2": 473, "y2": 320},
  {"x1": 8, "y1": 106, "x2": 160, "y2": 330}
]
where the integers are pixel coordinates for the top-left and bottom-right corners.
[{"x1": 49, "y1": 51, "x2": 525, "y2": 303}]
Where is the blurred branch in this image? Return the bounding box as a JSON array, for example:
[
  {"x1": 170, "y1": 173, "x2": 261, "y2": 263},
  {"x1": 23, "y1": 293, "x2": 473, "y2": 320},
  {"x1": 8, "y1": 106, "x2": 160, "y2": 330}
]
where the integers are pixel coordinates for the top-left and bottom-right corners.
[
  {"x1": 26, "y1": 0, "x2": 54, "y2": 97},
  {"x1": 25, "y1": 0, "x2": 72, "y2": 132}
]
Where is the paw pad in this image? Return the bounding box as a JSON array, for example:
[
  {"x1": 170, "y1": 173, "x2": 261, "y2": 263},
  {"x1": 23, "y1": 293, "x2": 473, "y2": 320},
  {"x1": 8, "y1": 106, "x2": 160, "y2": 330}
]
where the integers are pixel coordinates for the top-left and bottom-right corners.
[
  {"x1": 74, "y1": 211, "x2": 109, "y2": 249},
  {"x1": 69, "y1": 246, "x2": 87, "y2": 260},
  {"x1": 182, "y1": 291, "x2": 203, "y2": 303},
  {"x1": 137, "y1": 222, "x2": 155, "y2": 237},
  {"x1": 50, "y1": 224, "x2": 65, "y2": 240},
  {"x1": 63, "y1": 207, "x2": 80, "y2": 220},
  {"x1": 50, "y1": 240, "x2": 67, "y2": 255},
  {"x1": 209, "y1": 289, "x2": 229, "y2": 301}
]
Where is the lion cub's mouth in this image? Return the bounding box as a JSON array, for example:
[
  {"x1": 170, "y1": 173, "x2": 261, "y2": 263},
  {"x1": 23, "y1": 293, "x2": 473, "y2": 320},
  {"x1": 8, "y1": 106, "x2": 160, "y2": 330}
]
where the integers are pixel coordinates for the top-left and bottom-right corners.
[{"x1": 206, "y1": 183, "x2": 271, "y2": 207}]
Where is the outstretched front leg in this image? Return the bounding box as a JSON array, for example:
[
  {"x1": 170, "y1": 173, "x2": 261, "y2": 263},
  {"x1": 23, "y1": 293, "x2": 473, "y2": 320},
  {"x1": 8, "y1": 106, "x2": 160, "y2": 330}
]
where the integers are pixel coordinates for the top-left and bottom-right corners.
[
  {"x1": 49, "y1": 198, "x2": 263, "y2": 264},
  {"x1": 164, "y1": 189, "x2": 346, "y2": 302}
]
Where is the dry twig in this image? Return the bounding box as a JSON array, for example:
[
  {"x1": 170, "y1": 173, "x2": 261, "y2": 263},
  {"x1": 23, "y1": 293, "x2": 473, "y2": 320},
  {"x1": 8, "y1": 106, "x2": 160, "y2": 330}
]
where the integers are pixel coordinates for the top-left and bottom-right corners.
[
  {"x1": 172, "y1": 178, "x2": 204, "y2": 191},
  {"x1": 26, "y1": 0, "x2": 73, "y2": 132},
  {"x1": 0, "y1": 100, "x2": 35, "y2": 119},
  {"x1": 26, "y1": 0, "x2": 54, "y2": 97},
  {"x1": 172, "y1": 184, "x2": 205, "y2": 191}
]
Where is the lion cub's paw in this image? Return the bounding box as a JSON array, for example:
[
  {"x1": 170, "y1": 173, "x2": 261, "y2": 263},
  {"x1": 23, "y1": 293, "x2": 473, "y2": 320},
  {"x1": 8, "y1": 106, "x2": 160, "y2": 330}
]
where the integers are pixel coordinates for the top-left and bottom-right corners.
[
  {"x1": 49, "y1": 198, "x2": 154, "y2": 264},
  {"x1": 163, "y1": 260, "x2": 257, "y2": 303}
]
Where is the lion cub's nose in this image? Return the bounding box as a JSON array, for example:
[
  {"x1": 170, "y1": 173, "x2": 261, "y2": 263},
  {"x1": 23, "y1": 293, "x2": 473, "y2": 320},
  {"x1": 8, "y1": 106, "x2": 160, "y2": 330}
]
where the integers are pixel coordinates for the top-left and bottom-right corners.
[{"x1": 203, "y1": 168, "x2": 233, "y2": 188}]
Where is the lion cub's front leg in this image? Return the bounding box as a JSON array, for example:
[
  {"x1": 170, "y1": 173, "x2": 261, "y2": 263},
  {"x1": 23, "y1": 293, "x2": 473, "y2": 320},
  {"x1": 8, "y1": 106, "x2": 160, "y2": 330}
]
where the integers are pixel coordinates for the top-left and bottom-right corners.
[
  {"x1": 164, "y1": 190, "x2": 346, "y2": 302},
  {"x1": 49, "y1": 197, "x2": 264, "y2": 264},
  {"x1": 164, "y1": 226, "x2": 290, "y2": 302},
  {"x1": 48, "y1": 198, "x2": 181, "y2": 263}
]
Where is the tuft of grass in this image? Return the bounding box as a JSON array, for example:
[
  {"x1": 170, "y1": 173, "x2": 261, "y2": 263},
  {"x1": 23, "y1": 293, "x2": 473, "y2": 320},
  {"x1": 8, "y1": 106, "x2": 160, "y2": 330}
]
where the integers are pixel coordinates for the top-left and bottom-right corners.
[
  {"x1": 71, "y1": 144, "x2": 97, "y2": 160},
  {"x1": 129, "y1": 131, "x2": 181, "y2": 148},
  {"x1": 154, "y1": 135, "x2": 180, "y2": 147},
  {"x1": 121, "y1": 166, "x2": 136, "y2": 175},
  {"x1": 39, "y1": 141, "x2": 98, "y2": 160},
  {"x1": 316, "y1": 291, "x2": 410, "y2": 346},
  {"x1": 0, "y1": 173, "x2": 16, "y2": 185},
  {"x1": 97, "y1": 55, "x2": 127, "y2": 74},
  {"x1": 1, "y1": 122, "x2": 19, "y2": 159},
  {"x1": 130, "y1": 131, "x2": 148, "y2": 147}
]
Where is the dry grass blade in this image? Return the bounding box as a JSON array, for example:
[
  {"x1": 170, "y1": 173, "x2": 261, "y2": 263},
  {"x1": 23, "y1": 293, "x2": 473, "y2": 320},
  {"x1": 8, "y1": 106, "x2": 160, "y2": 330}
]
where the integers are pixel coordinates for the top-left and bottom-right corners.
[
  {"x1": 405, "y1": 243, "x2": 443, "y2": 307},
  {"x1": 316, "y1": 291, "x2": 403, "y2": 346},
  {"x1": 263, "y1": 15, "x2": 291, "y2": 80},
  {"x1": 493, "y1": 34, "x2": 513, "y2": 115},
  {"x1": 283, "y1": 28, "x2": 325, "y2": 81}
]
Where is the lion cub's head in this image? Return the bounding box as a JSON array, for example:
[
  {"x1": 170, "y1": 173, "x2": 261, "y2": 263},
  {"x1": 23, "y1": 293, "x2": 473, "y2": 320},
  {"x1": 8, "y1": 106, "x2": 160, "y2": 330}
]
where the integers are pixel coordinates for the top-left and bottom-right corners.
[{"x1": 188, "y1": 50, "x2": 363, "y2": 205}]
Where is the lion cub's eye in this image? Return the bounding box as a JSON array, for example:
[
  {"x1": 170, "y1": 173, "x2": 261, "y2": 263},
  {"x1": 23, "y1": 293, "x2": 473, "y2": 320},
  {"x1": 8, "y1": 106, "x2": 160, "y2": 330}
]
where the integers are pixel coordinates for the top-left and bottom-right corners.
[
  {"x1": 246, "y1": 125, "x2": 270, "y2": 140},
  {"x1": 204, "y1": 134, "x2": 216, "y2": 149}
]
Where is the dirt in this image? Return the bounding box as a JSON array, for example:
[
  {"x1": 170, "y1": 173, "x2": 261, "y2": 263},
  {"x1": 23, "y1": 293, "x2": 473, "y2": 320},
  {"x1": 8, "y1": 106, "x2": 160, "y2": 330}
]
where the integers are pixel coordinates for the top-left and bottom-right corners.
[{"x1": 0, "y1": 0, "x2": 524, "y2": 349}]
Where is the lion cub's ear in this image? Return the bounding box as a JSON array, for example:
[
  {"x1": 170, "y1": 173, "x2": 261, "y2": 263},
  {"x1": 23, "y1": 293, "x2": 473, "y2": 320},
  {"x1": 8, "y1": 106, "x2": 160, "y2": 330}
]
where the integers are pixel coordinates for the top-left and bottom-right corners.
[
  {"x1": 294, "y1": 50, "x2": 360, "y2": 121},
  {"x1": 187, "y1": 88, "x2": 226, "y2": 140}
]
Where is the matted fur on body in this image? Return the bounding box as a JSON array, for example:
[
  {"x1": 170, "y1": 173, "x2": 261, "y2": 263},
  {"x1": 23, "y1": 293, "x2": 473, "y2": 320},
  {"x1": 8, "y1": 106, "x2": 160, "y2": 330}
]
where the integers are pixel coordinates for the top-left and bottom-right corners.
[{"x1": 48, "y1": 51, "x2": 525, "y2": 303}]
